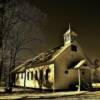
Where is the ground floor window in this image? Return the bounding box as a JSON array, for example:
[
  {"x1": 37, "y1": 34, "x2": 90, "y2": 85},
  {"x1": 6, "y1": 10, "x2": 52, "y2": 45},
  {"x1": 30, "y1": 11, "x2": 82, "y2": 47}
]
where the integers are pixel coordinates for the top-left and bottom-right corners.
[
  {"x1": 35, "y1": 70, "x2": 38, "y2": 80},
  {"x1": 31, "y1": 72, "x2": 34, "y2": 80},
  {"x1": 82, "y1": 71, "x2": 85, "y2": 75},
  {"x1": 40, "y1": 70, "x2": 43, "y2": 80},
  {"x1": 65, "y1": 70, "x2": 68, "y2": 74},
  {"x1": 46, "y1": 68, "x2": 50, "y2": 80},
  {"x1": 27, "y1": 72, "x2": 29, "y2": 80},
  {"x1": 21, "y1": 73, "x2": 23, "y2": 79}
]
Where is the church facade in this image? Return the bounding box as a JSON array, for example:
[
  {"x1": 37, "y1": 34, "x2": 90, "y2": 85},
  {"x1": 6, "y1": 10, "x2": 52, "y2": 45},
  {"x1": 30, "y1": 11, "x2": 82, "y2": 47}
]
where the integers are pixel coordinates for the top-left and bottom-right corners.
[{"x1": 12, "y1": 26, "x2": 92, "y2": 91}]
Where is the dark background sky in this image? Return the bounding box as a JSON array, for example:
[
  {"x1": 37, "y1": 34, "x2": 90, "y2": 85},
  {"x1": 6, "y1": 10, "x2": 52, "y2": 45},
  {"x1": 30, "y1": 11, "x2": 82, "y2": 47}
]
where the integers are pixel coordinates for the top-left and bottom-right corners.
[{"x1": 25, "y1": 0, "x2": 100, "y2": 59}]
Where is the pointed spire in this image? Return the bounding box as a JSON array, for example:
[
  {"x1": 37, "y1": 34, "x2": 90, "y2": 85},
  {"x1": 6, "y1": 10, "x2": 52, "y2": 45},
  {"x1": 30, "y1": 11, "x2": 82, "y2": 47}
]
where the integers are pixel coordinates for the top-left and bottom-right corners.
[{"x1": 67, "y1": 23, "x2": 71, "y2": 33}]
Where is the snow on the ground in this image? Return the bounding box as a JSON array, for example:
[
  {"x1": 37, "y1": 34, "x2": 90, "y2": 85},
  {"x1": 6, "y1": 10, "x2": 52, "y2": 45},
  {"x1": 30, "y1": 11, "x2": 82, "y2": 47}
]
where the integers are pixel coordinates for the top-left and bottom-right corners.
[{"x1": 0, "y1": 87, "x2": 87, "y2": 99}]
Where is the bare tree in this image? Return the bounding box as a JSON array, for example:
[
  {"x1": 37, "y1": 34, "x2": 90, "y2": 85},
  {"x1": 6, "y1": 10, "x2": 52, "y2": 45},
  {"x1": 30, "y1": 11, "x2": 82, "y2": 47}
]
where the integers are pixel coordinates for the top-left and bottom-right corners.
[
  {"x1": 0, "y1": 0, "x2": 47, "y2": 92},
  {"x1": 0, "y1": 0, "x2": 7, "y2": 81}
]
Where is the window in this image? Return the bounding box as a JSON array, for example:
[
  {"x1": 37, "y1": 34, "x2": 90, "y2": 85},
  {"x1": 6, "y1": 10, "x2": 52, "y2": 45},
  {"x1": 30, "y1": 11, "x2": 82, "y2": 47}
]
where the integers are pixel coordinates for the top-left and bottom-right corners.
[
  {"x1": 40, "y1": 70, "x2": 43, "y2": 80},
  {"x1": 65, "y1": 70, "x2": 68, "y2": 74},
  {"x1": 31, "y1": 72, "x2": 33, "y2": 80},
  {"x1": 46, "y1": 69, "x2": 50, "y2": 80},
  {"x1": 71, "y1": 45, "x2": 77, "y2": 52},
  {"x1": 82, "y1": 71, "x2": 85, "y2": 75},
  {"x1": 21, "y1": 73, "x2": 23, "y2": 79},
  {"x1": 35, "y1": 70, "x2": 38, "y2": 80},
  {"x1": 27, "y1": 72, "x2": 29, "y2": 80}
]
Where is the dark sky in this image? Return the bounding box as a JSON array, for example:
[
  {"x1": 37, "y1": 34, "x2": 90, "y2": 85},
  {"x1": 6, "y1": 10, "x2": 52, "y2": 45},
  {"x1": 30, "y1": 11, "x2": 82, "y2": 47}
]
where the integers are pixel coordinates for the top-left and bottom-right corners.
[{"x1": 27, "y1": 0, "x2": 100, "y2": 59}]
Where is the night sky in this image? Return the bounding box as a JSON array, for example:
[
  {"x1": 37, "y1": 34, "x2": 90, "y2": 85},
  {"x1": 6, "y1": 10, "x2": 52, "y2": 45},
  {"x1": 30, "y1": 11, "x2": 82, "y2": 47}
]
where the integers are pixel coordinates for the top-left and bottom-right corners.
[{"x1": 25, "y1": 0, "x2": 100, "y2": 59}]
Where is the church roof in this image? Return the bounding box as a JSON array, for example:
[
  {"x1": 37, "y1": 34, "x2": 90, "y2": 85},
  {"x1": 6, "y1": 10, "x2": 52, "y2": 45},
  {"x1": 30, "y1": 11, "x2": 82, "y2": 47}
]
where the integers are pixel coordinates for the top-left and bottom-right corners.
[{"x1": 11, "y1": 43, "x2": 71, "y2": 73}]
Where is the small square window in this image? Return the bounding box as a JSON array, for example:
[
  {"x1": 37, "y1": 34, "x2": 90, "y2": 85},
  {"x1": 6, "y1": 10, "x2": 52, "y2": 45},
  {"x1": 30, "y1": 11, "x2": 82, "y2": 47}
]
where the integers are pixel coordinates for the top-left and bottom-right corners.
[
  {"x1": 65, "y1": 70, "x2": 68, "y2": 74},
  {"x1": 71, "y1": 45, "x2": 77, "y2": 52}
]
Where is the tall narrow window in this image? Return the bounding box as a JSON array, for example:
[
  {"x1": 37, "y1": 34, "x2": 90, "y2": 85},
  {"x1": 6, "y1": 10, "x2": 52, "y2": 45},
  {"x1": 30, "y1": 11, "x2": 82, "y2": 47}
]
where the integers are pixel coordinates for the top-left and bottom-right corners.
[
  {"x1": 40, "y1": 70, "x2": 43, "y2": 80},
  {"x1": 27, "y1": 72, "x2": 29, "y2": 80},
  {"x1": 31, "y1": 72, "x2": 33, "y2": 80},
  {"x1": 46, "y1": 69, "x2": 50, "y2": 80},
  {"x1": 35, "y1": 70, "x2": 38, "y2": 80},
  {"x1": 21, "y1": 73, "x2": 23, "y2": 79}
]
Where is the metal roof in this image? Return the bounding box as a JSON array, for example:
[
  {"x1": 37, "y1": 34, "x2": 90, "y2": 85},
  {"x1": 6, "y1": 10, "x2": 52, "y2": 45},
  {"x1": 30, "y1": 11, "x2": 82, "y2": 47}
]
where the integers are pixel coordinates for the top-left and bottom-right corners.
[{"x1": 11, "y1": 44, "x2": 65, "y2": 73}]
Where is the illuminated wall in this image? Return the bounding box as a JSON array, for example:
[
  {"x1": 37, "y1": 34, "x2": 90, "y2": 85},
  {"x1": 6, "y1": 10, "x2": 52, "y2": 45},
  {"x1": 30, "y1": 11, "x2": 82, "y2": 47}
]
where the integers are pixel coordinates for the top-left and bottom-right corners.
[{"x1": 15, "y1": 63, "x2": 54, "y2": 90}]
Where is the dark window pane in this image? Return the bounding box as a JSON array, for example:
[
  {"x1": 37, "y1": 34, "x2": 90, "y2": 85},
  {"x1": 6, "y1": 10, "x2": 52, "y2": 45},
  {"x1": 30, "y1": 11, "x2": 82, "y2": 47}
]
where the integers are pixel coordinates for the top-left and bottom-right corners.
[
  {"x1": 82, "y1": 71, "x2": 85, "y2": 75},
  {"x1": 31, "y1": 72, "x2": 33, "y2": 80},
  {"x1": 71, "y1": 45, "x2": 77, "y2": 52},
  {"x1": 27, "y1": 72, "x2": 29, "y2": 80},
  {"x1": 40, "y1": 70, "x2": 43, "y2": 80},
  {"x1": 65, "y1": 70, "x2": 68, "y2": 74},
  {"x1": 35, "y1": 71, "x2": 38, "y2": 80},
  {"x1": 46, "y1": 69, "x2": 50, "y2": 80},
  {"x1": 21, "y1": 73, "x2": 23, "y2": 79}
]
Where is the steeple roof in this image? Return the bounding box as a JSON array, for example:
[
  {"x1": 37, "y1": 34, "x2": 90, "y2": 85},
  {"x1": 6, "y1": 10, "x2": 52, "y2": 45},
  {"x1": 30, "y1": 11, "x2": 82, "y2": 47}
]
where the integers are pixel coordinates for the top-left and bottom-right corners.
[{"x1": 64, "y1": 24, "x2": 77, "y2": 36}]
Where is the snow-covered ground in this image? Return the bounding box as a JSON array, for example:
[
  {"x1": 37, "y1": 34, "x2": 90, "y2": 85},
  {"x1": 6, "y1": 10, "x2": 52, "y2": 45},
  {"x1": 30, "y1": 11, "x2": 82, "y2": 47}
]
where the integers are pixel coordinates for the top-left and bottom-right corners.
[
  {"x1": 0, "y1": 87, "x2": 87, "y2": 99},
  {"x1": 1, "y1": 87, "x2": 100, "y2": 100}
]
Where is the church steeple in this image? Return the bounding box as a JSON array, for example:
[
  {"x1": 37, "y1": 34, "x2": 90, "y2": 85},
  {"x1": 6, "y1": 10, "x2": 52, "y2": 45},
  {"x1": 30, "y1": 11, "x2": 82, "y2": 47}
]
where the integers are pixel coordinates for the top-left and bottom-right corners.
[
  {"x1": 64, "y1": 24, "x2": 77, "y2": 45},
  {"x1": 67, "y1": 23, "x2": 71, "y2": 33}
]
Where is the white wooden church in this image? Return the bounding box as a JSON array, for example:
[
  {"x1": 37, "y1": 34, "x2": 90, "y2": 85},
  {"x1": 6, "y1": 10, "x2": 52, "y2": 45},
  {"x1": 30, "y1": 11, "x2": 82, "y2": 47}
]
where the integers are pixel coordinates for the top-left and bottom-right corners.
[{"x1": 12, "y1": 25, "x2": 92, "y2": 91}]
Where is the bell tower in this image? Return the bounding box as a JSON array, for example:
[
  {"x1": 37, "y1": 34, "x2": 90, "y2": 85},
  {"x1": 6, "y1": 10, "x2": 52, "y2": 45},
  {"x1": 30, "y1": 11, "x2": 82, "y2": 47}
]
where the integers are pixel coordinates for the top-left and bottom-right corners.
[{"x1": 64, "y1": 24, "x2": 77, "y2": 45}]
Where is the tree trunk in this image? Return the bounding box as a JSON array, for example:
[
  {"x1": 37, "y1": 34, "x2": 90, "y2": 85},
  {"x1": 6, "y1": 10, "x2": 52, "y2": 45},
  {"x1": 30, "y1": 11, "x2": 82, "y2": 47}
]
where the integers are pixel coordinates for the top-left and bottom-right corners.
[{"x1": 5, "y1": 75, "x2": 12, "y2": 93}]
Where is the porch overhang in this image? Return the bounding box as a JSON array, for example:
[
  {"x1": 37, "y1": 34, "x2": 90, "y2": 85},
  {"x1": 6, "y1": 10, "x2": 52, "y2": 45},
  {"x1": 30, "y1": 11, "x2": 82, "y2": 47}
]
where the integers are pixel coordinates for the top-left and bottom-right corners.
[{"x1": 74, "y1": 60, "x2": 86, "y2": 69}]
